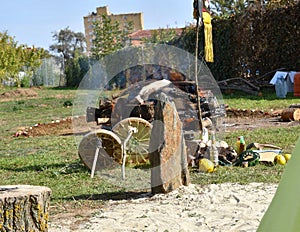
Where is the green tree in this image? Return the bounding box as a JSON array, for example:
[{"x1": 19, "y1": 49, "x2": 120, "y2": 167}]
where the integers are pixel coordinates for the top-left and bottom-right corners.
[
  {"x1": 91, "y1": 15, "x2": 133, "y2": 60},
  {"x1": 0, "y1": 32, "x2": 18, "y2": 84},
  {"x1": 210, "y1": 0, "x2": 249, "y2": 17},
  {"x1": 49, "y1": 27, "x2": 87, "y2": 87},
  {"x1": 0, "y1": 31, "x2": 48, "y2": 87},
  {"x1": 64, "y1": 52, "x2": 91, "y2": 87},
  {"x1": 210, "y1": 0, "x2": 297, "y2": 17},
  {"x1": 142, "y1": 28, "x2": 180, "y2": 44},
  {"x1": 266, "y1": 0, "x2": 298, "y2": 9},
  {"x1": 49, "y1": 27, "x2": 86, "y2": 63}
]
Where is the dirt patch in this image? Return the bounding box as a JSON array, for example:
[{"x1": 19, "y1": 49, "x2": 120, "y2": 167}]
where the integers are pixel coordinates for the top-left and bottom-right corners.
[
  {"x1": 13, "y1": 116, "x2": 92, "y2": 137},
  {"x1": 0, "y1": 88, "x2": 38, "y2": 99},
  {"x1": 224, "y1": 116, "x2": 300, "y2": 132},
  {"x1": 12, "y1": 111, "x2": 299, "y2": 138},
  {"x1": 28, "y1": 118, "x2": 75, "y2": 137},
  {"x1": 0, "y1": 88, "x2": 39, "y2": 103},
  {"x1": 223, "y1": 107, "x2": 300, "y2": 132}
]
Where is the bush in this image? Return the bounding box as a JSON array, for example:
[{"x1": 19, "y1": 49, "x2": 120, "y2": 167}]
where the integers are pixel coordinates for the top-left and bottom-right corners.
[
  {"x1": 171, "y1": 3, "x2": 300, "y2": 81},
  {"x1": 20, "y1": 75, "x2": 31, "y2": 88}
]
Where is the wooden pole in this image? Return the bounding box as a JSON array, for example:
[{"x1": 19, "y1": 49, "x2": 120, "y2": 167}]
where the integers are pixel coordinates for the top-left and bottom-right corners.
[{"x1": 194, "y1": 17, "x2": 204, "y2": 138}]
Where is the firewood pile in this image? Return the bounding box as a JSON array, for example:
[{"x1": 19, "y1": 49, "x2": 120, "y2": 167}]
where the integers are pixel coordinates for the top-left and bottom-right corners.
[
  {"x1": 218, "y1": 77, "x2": 261, "y2": 95},
  {"x1": 86, "y1": 79, "x2": 226, "y2": 132},
  {"x1": 226, "y1": 107, "x2": 267, "y2": 118}
]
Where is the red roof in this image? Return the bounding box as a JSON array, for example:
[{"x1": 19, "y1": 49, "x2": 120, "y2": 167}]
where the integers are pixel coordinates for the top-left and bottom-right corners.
[{"x1": 129, "y1": 28, "x2": 184, "y2": 46}]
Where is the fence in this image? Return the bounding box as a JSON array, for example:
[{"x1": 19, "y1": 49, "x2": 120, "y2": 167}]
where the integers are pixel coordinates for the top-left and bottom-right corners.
[{"x1": 32, "y1": 56, "x2": 65, "y2": 87}]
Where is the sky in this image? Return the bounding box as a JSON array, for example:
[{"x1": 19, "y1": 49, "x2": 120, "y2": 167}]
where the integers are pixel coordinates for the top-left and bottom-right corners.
[{"x1": 0, "y1": 0, "x2": 195, "y2": 50}]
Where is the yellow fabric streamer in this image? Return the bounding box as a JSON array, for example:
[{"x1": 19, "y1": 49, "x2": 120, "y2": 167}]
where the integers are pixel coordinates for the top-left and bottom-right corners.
[{"x1": 202, "y1": 11, "x2": 214, "y2": 62}]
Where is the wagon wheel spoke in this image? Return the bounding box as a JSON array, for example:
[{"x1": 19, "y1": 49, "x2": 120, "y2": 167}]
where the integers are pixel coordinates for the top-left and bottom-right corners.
[
  {"x1": 113, "y1": 117, "x2": 152, "y2": 165},
  {"x1": 78, "y1": 129, "x2": 123, "y2": 171}
]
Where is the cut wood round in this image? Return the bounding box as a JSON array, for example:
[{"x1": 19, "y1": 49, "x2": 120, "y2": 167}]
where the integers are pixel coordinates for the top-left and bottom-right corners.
[
  {"x1": 0, "y1": 185, "x2": 51, "y2": 232},
  {"x1": 78, "y1": 129, "x2": 123, "y2": 171},
  {"x1": 113, "y1": 117, "x2": 152, "y2": 164},
  {"x1": 281, "y1": 108, "x2": 300, "y2": 121},
  {"x1": 289, "y1": 103, "x2": 300, "y2": 109}
]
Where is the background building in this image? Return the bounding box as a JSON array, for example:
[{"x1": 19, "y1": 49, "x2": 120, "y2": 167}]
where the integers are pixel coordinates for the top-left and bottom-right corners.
[{"x1": 83, "y1": 6, "x2": 144, "y2": 54}]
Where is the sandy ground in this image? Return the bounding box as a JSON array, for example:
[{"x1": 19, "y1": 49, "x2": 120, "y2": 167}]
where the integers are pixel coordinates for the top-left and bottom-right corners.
[{"x1": 49, "y1": 182, "x2": 277, "y2": 232}]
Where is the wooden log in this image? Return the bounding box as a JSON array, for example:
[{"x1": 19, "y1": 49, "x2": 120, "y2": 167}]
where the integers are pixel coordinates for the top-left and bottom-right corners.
[
  {"x1": 97, "y1": 117, "x2": 110, "y2": 124},
  {"x1": 218, "y1": 77, "x2": 260, "y2": 90},
  {"x1": 289, "y1": 103, "x2": 300, "y2": 109},
  {"x1": 281, "y1": 108, "x2": 300, "y2": 121},
  {"x1": 0, "y1": 185, "x2": 51, "y2": 232},
  {"x1": 219, "y1": 86, "x2": 259, "y2": 96}
]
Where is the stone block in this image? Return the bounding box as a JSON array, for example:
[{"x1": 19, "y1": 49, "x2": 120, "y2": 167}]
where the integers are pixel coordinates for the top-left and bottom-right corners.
[{"x1": 149, "y1": 93, "x2": 190, "y2": 194}]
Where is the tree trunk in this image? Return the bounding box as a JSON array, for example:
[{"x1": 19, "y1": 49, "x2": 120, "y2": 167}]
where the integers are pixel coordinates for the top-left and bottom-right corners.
[
  {"x1": 0, "y1": 185, "x2": 51, "y2": 232},
  {"x1": 281, "y1": 108, "x2": 300, "y2": 121}
]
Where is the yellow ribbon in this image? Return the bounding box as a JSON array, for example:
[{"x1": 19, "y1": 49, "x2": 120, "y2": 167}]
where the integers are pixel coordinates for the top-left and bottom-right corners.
[{"x1": 202, "y1": 11, "x2": 214, "y2": 62}]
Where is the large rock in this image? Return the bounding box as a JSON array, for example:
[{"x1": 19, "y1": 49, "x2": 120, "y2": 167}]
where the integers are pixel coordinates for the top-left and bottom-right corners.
[{"x1": 149, "y1": 93, "x2": 190, "y2": 194}]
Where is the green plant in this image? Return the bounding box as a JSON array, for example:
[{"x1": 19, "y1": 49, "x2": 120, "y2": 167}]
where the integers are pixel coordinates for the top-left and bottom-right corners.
[{"x1": 20, "y1": 75, "x2": 31, "y2": 88}]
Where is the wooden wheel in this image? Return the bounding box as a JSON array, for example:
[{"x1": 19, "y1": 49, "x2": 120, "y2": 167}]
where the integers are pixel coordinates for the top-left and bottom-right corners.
[
  {"x1": 112, "y1": 117, "x2": 152, "y2": 164},
  {"x1": 78, "y1": 129, "x2": 123, "y2": 171}
]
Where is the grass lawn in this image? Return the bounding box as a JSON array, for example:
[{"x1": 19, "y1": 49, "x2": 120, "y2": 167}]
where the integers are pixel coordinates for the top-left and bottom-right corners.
[
  {"x1": 222, "y1": 87, "x2": 300, "y2": 110},
  {"x1": 0, "y1": 86, "x2": 300, "y2": 208}
]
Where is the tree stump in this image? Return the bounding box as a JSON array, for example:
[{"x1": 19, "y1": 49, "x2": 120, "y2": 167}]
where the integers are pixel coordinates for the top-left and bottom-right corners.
[
  {"x1": 0, "y1": 185, "x2": 51, "y2": 232},
  {"x1": 281, "y1": 108, "x2": 300, "y2": 121}
]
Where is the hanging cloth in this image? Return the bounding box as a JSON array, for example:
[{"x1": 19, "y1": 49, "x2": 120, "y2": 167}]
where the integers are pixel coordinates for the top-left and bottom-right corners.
[
  {"x1": 202, "y1": 11, "x2": 214, "y2": 62},
  {"x1": 193, "y1": 0, "x2": 202, "y2": 20}
]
